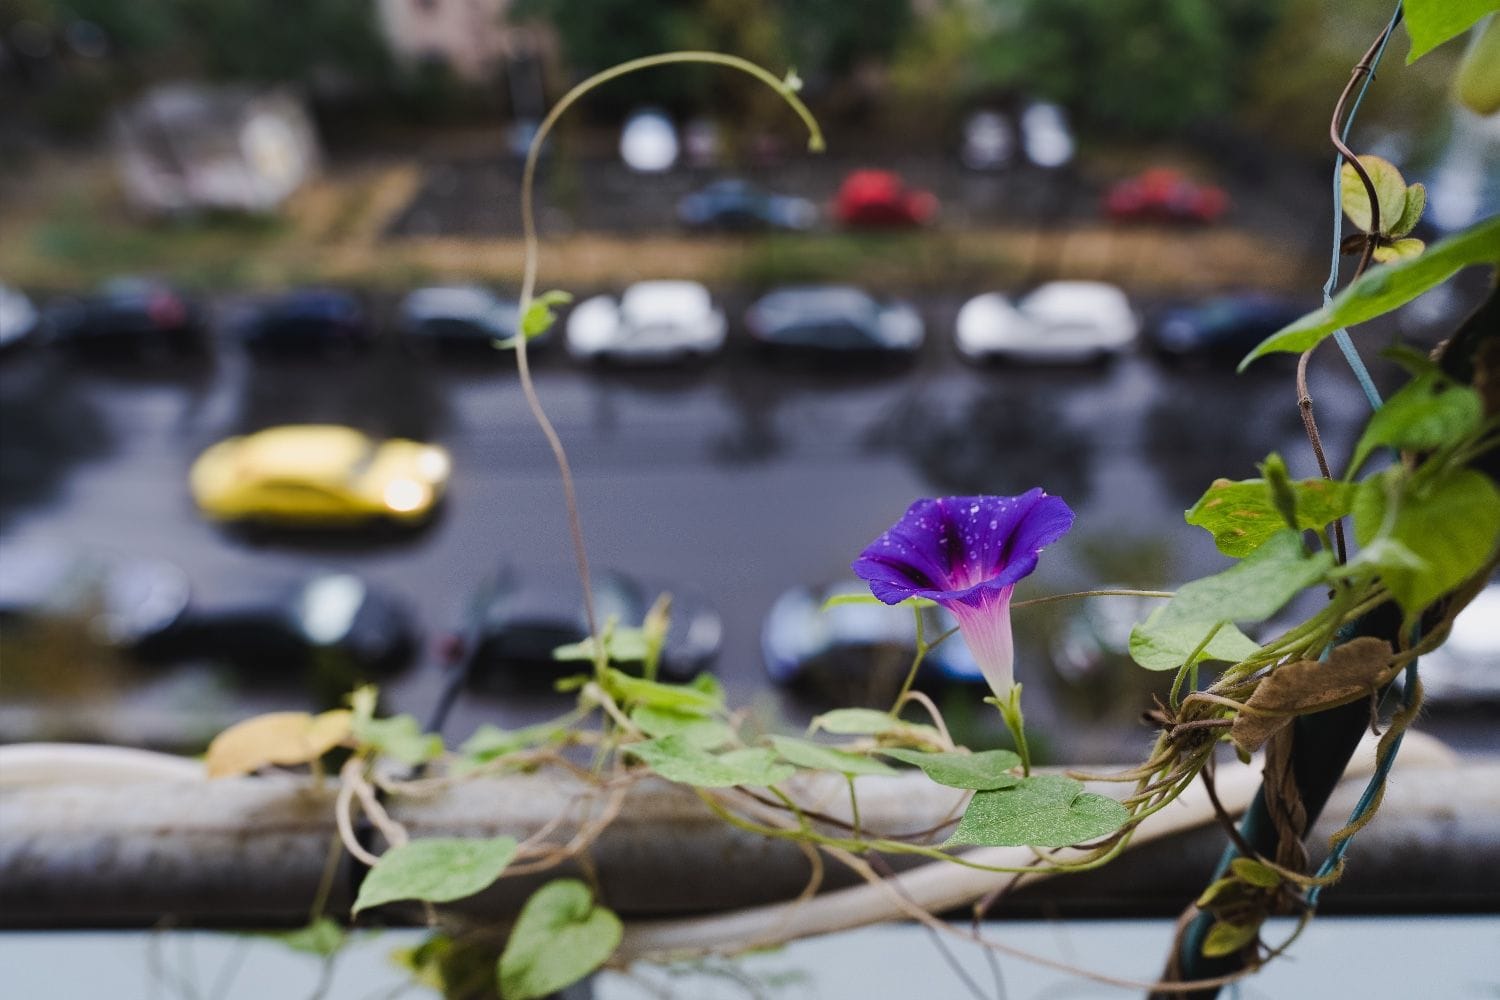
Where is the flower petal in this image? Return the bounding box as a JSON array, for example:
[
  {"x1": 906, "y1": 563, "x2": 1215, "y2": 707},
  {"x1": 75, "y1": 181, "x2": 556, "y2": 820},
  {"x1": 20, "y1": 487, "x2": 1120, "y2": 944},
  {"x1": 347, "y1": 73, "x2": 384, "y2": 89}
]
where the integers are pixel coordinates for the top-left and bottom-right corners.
[{"x1": 852, "y1": 491, "x2": 1075, "y2": 608}]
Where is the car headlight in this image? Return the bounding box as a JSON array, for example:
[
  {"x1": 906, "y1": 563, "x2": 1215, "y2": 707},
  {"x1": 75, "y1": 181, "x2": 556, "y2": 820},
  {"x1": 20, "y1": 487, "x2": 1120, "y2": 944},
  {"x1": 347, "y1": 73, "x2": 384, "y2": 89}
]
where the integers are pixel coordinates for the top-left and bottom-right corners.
[
  {"x1": 383, "y1": 479, "x2": 431, "y2": 513},
  {"x1": 416, "y1": 447, "x2": 450, "y2": 482}
]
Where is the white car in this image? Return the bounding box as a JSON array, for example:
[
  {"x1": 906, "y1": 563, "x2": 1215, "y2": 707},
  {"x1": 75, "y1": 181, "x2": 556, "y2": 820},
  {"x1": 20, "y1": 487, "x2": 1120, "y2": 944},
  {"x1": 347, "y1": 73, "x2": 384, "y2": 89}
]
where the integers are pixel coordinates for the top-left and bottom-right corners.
[
  {"x1": 955, "y1": 281, "x2": 1138, "y2": 363},
  {"x1": 565, "y1": 281, "x2": 726, "y2": 364},
  {"x1": 0, "y1": 284, "x2": 41, "y2": 351}
]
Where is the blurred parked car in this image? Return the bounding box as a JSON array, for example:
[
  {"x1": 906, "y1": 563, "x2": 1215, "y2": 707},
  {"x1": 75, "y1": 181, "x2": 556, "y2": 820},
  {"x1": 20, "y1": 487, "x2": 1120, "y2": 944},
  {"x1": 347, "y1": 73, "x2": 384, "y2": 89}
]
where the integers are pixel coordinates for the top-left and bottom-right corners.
[
  {"x1": 1105, "y1": 168, "x2": 1228, "y2": 224},
  {"x1": 745, "y1": 285, "x2": 924, "y2": 357},
  {"x1": 676, "y1": 179, "x2": 817, "y2": 232},
  {"x1": 46, "y1": 278, "x2": 204, "y2": 357},
  {"x1": 0, "y1": 284, "x2": 42, "y2": 352},
  {"x1": 956, "y1": 281, "x2": 1138, "y2": 364},
  {"x1": 1149, "y1": 294, "x2": 1313, "y2": 363},
  {"x1": 241, "y1": 288, "x2": 370, "y2": 355},
  {"x1": 396, "y1": 286, "x2": 524, "y2": 356},
  {"x1": 833, "y1": 170, "x2": 938, "y2": 228},
  {"x1": 442, "y1": 566, "x2": 723, "y2": 690},
  {"x1": 1419, "y1": 581, "x2": 1500, "y2": 705},
  {"x1": 0, "y1": 541, "x2": 190, "y2": 649},
  {"x1": 620, "y1": 107, "x2": 679, "y2": 173},
  {"x1": 566, "y1": 281, "x2": 726, "y2": 364},
  {"x1": 762, "y1": 581, "x2": 983, "y2": 708},
  {"x1": 137, "y1": 570, "x2": 417, "y2": 679},
  {"x1": 190, "y1": 424, "x2": 451, "y2": 529},
  {"x1": 960, "y1": 109, "x2": 1016, "y2": 171}
]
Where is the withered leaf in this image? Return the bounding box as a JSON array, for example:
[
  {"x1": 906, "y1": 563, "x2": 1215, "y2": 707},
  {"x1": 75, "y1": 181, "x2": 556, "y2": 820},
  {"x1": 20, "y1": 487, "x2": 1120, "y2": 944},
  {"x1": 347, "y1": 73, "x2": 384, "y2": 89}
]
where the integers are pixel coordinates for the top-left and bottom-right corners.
[
  {"x1": 1231, "y1": 637, "x2": 1393, "y2": 754},
  {"x1": 205, "y1": 709, "x2": 353, "y2": 778}
]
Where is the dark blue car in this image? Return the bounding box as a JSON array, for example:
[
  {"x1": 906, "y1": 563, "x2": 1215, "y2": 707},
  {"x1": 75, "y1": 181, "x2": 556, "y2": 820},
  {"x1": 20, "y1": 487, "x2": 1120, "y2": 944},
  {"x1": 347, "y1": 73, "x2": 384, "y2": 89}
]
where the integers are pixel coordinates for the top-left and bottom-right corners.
[
  {"x1": 242, "y1": 289, "x2": 370, "y2": 355},
  {"x1": 1150, "y1": 294, "x2": 1313, "y2": 363},
  {"x1": 677, "y1": 179, "x2": 817, "y2": 232}
]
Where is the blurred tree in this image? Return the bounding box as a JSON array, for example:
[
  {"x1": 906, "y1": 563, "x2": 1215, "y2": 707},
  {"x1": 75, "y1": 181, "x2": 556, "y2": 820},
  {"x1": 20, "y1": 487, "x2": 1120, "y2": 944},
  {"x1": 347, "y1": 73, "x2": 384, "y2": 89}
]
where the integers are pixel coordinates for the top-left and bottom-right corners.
[
  {"x1": 510, "y1": 0, "x2": 698, "y2": 110},
  {"x1": 894, "y1": 0, "x2": 1283, "y2": 135},
  {"x1": 779, "y1": 0, "x2": 911, "y2": 85},
  {"x1": 169, "y1": 0, "x2": 394, "y2": 95}
]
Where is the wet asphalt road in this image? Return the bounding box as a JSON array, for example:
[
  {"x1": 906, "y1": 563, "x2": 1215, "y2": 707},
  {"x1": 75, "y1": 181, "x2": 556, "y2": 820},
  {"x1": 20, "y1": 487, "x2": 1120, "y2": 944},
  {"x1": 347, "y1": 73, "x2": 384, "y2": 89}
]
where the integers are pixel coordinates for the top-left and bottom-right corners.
[{"x1": 0, "y1": 287, "x2": 1487, "y2": 762}]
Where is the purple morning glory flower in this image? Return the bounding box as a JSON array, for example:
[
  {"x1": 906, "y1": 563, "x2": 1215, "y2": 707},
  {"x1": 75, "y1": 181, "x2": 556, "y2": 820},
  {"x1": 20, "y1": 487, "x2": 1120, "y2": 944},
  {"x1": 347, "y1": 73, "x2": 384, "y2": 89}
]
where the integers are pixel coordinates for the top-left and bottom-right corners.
[{"x1": 852, "y1": 490, "x2": 1075, "y2": 699}]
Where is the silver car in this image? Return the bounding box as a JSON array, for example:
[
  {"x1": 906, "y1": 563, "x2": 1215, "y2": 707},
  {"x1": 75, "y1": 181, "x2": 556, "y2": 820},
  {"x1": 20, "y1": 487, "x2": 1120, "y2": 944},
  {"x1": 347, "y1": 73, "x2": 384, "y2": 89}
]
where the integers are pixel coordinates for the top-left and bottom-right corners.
[
  {"x1": 565, "y1": 281, "x2": 726, "y2": 364},
  {"x1": 955, "y1": 280, "x2": 1138, "y2": 364}
]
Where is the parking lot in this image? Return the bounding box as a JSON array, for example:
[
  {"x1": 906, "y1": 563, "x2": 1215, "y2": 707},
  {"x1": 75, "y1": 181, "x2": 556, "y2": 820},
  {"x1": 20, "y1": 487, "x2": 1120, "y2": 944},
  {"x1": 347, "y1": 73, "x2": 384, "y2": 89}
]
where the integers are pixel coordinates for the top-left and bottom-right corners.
[{"x1": 0, "y1": 282, "x2": 1486, "y2": 762}]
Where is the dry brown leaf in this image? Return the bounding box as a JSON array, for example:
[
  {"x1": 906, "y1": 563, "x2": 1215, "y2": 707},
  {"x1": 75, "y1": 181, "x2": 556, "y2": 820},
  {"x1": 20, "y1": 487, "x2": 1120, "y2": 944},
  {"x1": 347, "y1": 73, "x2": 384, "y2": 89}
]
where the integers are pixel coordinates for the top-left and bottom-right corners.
[
  {"x1": 205, "y1": 709, "x2": 353, "y2": 779},
  {"x1": 1231, "y1": 637, "x2": 1393, "y2": 754}
]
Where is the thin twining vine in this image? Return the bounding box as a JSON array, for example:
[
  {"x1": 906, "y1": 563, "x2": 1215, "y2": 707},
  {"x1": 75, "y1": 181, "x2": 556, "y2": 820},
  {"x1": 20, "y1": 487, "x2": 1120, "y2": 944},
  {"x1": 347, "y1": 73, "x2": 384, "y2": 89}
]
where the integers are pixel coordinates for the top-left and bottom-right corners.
[
  {"x1": 197, "y1": 25, "x2": 1500, "y2": 1000},
  {"x1": 509, "y1": 52, "x2": 822, "y2": 652}
]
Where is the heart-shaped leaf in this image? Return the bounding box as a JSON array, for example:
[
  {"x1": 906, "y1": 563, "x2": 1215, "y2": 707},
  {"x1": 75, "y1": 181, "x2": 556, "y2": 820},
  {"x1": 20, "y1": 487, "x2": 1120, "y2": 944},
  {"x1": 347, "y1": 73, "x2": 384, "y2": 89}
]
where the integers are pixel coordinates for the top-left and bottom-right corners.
[
  {"x1": 770, "y1": 736, "x2": 897, "y2": 777},
  {"x1": 879, "y1": 748, "x2": 1021, "y2": 790},
  {"x1": 1352, "y1": 466, "x2": 1500, "y2": 616},
  {"x1": 1349, "y1": 370, "x2": 1483, "y2": 475},
  {"x1": 353, "y1": 713, "x2": 443, "y2": 765},
  {"x1": 945, "y1": 774, "x2": 1129, "y2": 848},
  {"x1": 630, "y1": 705, "x2": 735, "y2": 750},
  {"x1": 354, "y1": 836, "x2": 519, "y2": 914},
  {"x1": 1340, "y1": 155, "x2": 1408, "y2": 234},
  {"x1": 498, "y1": 879, "x2": 621, "y2": 1000},
  {"x1": 625, "y1": 736, "x2": 793, "y2": 787},
  {"x1": 1187, "y1": 475, "x2": 1355, "y2": 558}
]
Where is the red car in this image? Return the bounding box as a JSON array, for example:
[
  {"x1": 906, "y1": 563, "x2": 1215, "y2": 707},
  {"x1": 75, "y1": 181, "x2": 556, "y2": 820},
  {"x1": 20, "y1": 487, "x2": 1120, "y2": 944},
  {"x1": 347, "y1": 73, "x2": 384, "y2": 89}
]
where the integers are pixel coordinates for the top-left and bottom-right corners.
[
  {"x1": 833, "y1": 170, "x2": 938, "y2": 228},
  {"x1": 1104, "y1": 168, "x2": 1229, "y2": 224}
]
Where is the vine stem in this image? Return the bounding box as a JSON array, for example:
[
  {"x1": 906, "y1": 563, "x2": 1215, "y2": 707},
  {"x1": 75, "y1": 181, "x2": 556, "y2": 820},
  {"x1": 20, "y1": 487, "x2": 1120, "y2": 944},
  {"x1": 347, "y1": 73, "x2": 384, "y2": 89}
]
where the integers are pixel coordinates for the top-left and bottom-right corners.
[{"x1": 512, "y1": 53, "x2": 823, "y2": 643}]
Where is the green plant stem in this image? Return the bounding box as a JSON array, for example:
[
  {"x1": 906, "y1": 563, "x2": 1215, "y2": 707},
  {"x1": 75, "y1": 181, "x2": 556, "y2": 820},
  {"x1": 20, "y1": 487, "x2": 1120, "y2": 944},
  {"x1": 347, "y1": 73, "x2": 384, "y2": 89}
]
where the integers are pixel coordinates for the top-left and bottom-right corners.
[
  {"x1": 1011, "y1": 589, "x2": 1175, "y2": 610},
  {"x1": 987, "y1": 687, "x2": 1033, "y2": 777},
  {"x1": 511, "y1": 53, "x2": 823, "y2": 645}
]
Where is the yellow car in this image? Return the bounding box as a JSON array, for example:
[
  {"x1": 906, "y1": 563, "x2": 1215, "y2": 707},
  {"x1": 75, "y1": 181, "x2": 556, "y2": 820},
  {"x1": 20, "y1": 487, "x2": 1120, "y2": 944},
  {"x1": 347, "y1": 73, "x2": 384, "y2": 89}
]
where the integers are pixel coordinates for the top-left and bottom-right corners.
[{"x1": 190, "y1": 425, "x2": 451, "y2": 528}]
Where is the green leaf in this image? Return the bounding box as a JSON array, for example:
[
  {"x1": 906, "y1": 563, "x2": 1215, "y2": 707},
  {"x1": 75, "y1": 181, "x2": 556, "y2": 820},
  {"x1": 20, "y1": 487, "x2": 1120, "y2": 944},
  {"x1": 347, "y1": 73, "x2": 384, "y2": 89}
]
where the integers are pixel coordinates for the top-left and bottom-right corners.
[
  {"x1": 1202, "y1": 919, "x2": 1261, "y2": 958},
  {"x1": 1130, "y1": 531, "x2": 1331, "y2": 671},
  {"x1": 1457, "y1": 14, "x2": 1500, "y2": 114},
  {"x1": 1239, "y1": 216, "x2": 1500, "y2": 369},
  {"x1": 944, "y1": 775, "x2": 1129, "y2": 848},
  {"x1": 272, "y1": 917, "x2": 345, "y2": 958},
  {"x1": 1390, "y1": 184, "x2": 1426, "y2": 238},
  {"x1": 1186, "y1": 475, "x2": 1355, "y2": 558},
  {"x1": 1129, "y1": 618, "x2": 1262, "y2": 672},
  {"x1": 353, "y1": 836, "x2": 519, "y2": 914},
  {"x1": 769, "y1": 735, "x2": 898, "y2": 777},
  {"x1": 1195, "y1": 877, "x2": 1248, "y2": 910},
  {"x1": 630, "y1": 705, "x2": 735, "y2": 749},
  {"x1": 1230, "y1": 857, "x2": 1283, "y2": 889},
  {"x1": 808, "y1": 708, "x2": 943, "y2": 746},
  {"x1": 1339, "y1": 155, "x2": 1409, "y2": 235},
  {"x1": 520, "y1": 290, "x2": 573, "y2": 339},
  {"x1": 878, "y1": 748, "x2": 1021, "y2": 790},
  {"x1": 604, "y1": 668, "x2": 723, "y2": 715},
  {"x1": 1405, "y1": 0, "x2": 1500, "y2": 63},
  {"x1": 1349, "y1": 370, "x2": 1484, "y2": 475},
  {"x1": 554, "y1": 628, "x2": 650, "y2": 664},
  {"x1": 624, "y1": 736, "x2": 793, "y2": 787},
  {"x1": 498, "y1": 879, "x2": 621, "y2": 1000},
  {"x1": 457, "y1": 722, "x2": 566, "y2": 768},
  {"x1": 810, "y1": 708, "x2": 903, "y2": 735},
  {"x1": 1372, "y1": 238, "x2": 1426, "y2": 263},
  {"x1": 352, "y1": 714, "x2": 444, "y2": 766},
  {"x1": 1352, "y1": 467, "x2": 1500, "y2": 616}
]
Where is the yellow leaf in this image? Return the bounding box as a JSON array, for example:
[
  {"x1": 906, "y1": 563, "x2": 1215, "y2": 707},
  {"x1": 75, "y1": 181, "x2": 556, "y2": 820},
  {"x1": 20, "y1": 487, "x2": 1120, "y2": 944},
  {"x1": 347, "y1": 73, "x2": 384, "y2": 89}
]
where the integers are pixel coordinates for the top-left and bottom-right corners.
[{"x1": 205, "y1": 710, "x2": 353, "y2": 778}]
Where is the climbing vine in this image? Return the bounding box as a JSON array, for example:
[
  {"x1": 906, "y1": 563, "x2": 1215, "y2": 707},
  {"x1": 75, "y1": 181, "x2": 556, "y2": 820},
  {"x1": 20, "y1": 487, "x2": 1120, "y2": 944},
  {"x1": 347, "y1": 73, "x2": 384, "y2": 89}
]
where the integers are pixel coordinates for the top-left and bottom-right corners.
[{"x1": 204, "y1": 4, "x2": 1500, "y2": 997}]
